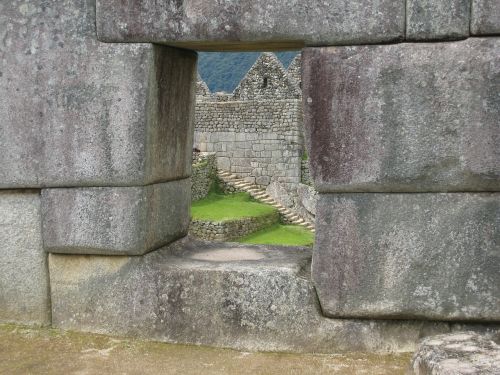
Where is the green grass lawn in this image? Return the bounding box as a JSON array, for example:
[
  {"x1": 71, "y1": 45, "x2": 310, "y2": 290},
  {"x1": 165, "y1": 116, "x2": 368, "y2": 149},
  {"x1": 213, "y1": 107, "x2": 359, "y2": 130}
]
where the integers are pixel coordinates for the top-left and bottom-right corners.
[
  {"x1": 191, "y1": 192, "x2": 277, "y2": 221},
  {"x1": 237, "y1": 224, "x2": 314, "y2": 247}
]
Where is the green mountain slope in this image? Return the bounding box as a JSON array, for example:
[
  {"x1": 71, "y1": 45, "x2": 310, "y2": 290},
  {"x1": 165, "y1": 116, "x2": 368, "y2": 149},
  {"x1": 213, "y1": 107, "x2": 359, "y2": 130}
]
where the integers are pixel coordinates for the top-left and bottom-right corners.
[{"x1": 198, "y1": 52, "x2": 298, "y2": 93}]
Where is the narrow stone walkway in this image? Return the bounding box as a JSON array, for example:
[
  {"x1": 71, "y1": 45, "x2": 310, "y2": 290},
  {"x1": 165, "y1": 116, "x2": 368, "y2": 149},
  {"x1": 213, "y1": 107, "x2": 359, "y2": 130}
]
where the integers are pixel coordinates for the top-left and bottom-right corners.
[
  {"x1": 217, "y1": 170, "x2": 315, "y2": 232},
  {"x1": 0, "y1": 324, "x2": 412, "y2": 375}
]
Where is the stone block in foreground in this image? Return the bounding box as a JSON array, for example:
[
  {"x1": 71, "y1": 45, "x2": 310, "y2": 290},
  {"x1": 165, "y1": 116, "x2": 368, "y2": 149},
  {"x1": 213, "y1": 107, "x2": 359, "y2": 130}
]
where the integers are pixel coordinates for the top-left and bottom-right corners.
[
  {"x1": 42, "y1": 180, "x2": 190, "y2": 255},
  {"x1": 95, "y1": 0, "x2": 404, "y2": 48},
  {"x1": 409, "y1": 332, "x2": 500, "y2": 374},
  {"x1": 471, "y1": 0, "x2": 500, "y2": 35},
  {"x1": 48, "y1": 237, "x2": 477, "y2": 354},
  {"x1": 303, "y1": 38, "x2": 500, "y2": 193},
  {"x1": 406, "y1": 0, "x2": 470, "y2": 40},
  {"x1": 0, "y1": 191, "x2": 50, "y2": 325},
  {"x1": 0, "y1": 0, "x2": 196, "y2": 188},
  {"x1": 312, "y1": 193, "x2": 500, "y2": 321}
]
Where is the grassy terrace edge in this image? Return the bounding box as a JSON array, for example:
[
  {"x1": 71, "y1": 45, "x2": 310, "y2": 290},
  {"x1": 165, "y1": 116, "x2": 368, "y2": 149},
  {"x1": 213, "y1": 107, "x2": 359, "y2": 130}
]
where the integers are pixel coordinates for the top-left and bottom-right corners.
[{"x1": 191, "y1": 192, "x2": 277, "y2": 222}]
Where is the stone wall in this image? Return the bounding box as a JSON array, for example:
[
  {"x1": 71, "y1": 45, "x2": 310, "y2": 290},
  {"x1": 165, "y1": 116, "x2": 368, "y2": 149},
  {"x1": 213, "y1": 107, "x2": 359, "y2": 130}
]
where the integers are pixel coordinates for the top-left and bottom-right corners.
[
  {"x1": 233, "y1": 53, "x2": 301, "y2": 101},
  {"x1": 301, "y1": 159, "x2": 312, "y2": 186},
  {"x1": 194, "y1": 100, "x2": 303, "y2": 188},
  {"x1": 194, "y1": 53, "x2": 304, "y2": 190},
  {"x1": 2, "y1": 0, "x2": 499, "y2": 357},
  {"x1": 191, "y1": 153, "x2": 216, "y2": 201},
  {"x1": 304, "y1": 39, "x2": 500, "y2": 322},
  {"x1": 190, "y1": 211, "x2": 279, "y2": 241},
  {"x1": 0, "y1": 0, "x2": 195, "y2": 323}
]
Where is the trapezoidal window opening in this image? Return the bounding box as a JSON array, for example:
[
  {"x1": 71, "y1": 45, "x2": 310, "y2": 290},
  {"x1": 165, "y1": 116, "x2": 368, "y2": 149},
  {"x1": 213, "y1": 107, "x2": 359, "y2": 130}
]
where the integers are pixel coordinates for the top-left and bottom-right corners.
[
  {"x1": 262, "y1": 77, "x2": 269, "y2": 88},
  {"x1": 190, "y1": 51, "x2": 315, "y2": 249}
]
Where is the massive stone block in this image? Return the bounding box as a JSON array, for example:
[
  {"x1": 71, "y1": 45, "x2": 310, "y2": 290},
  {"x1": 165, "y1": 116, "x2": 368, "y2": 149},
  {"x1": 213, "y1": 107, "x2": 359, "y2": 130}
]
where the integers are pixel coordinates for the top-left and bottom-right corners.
[
  {"x1": 406, "y1": 0, "x2": 470, "y2": 40},
  {"x1": 409, "y1": 332, "x2": 500, "y2": 374},
  {"x1": 312, "y1": 193, "x2": 500, "y2": 321},
  {"x1": 0, "y1": 0, "x2": 196, "y2": 188},
  {"x1": 41, "y1": 180, "x2": 190, "y2": 255},
  {"x1": 0, "y1": 191, "x2": 50, "y2": 325},
  {"x1": 303, "y1": 38, "x2": 500, "y2": 193},
  {"x1": 48, "y1": 237, "x2": 479, "y2": 354},
  {"x1": 95, "y1": 0, "x2": 405, "y2": 49},
  {"x1": 471, "y1": 0, "x2": 500, "y2": 35}
]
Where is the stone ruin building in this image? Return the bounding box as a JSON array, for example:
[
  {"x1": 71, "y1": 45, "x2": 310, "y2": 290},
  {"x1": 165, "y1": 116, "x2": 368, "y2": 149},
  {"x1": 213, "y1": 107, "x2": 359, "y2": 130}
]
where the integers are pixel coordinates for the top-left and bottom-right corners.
[
  {"x1": 0, "y1": 0, "x2": 499, "y2": 372},
  {"x1": 194, "y1": 53, "x2": 317, "y2": 222}
]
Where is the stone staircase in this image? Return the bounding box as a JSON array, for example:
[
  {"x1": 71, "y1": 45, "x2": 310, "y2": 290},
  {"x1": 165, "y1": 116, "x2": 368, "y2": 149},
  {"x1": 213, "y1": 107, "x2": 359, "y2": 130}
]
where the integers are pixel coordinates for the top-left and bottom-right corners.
[{"x1": 217, "y1": 170, "x2": 315, "y2": 232}]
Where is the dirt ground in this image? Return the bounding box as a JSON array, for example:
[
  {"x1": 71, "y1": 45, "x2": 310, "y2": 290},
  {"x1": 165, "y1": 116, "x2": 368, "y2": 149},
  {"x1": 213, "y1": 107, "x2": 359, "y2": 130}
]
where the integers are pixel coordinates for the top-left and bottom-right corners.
[{"x1": 0, "y1": 324, "x2": 412, "y2": 375}]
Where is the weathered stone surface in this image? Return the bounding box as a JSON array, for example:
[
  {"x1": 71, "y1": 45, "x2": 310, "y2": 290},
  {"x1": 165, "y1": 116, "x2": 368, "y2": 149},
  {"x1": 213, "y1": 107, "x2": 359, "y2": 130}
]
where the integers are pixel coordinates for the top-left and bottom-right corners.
[
  {"x1": 95, "y1": 0, "x2": 405, "y2": 49},
  {"x1": 48, "y1": 237, "x2": 482, "y2": 354},
  {"x1": 0, "y1": 191, "x2": 50, "y2": 325},
  {"x1": 42, "y1": 180, "x2": 190, "y2": 255},
  {"x1": 303, "y1": 38, "x2": 500, "y2": 193},
  {"x1": 312, "y1": 193, "x2": 500, "y2": 321},
  {"x1": 266, "y1": 181, "x2": 295, "y2": 208},
  {"x1": 406, "y1": 0, "x2": 470, "y2": 40},
  {"x1": 471, "y1": 0, "x2": 500, "y2": 35},
  {"x1": 0, "y1": 0, "x2": 196, "y2": 188},
  {"x1": 294, "y1": 183, "x2": 318, "y2": 224},
  {"x1": 409, "y1": 332, "x2": 500, "y2": 374}
]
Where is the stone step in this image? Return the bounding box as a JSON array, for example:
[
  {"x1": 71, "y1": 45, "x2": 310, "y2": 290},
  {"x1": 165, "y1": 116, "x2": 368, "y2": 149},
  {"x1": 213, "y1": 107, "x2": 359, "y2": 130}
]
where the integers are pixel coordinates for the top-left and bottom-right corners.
[
  {"x1": 254, "y1": 194, "x2": 268, "y2": 199},
  {"x1": 218, "y1": 171, "x2": 312, "y2": 230},
  {"x1": 259, "y1": 196, "x2": 274, "y2": 201},
  {"x1": 261, "y1": 200, "x2": 275, "y2": 204},
  {"x1": 247, "y1": 188, "x2": 262, "y2": 193}
]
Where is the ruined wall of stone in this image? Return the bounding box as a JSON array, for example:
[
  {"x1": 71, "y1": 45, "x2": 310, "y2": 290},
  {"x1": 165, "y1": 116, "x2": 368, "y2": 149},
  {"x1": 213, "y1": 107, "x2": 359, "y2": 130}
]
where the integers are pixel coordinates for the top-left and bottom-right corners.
[
  {"x1": 233, "y1": 53, "x2": 301, "y2": 101},
  {"x1": 287, "y1": 53, "x2": 302, "y2": 90},
  {"x1": 301, "y1": 159, "x2": 312, "y2": 186},
  {"x1": 194, "y1": 100, "x2": 303, "y2": 188},
  {"x1": 190, "y1": 211, "x2": 280, "y2": 241},
  {"x1": 191, "y1": 153, "x2": 217, "y2": 201}
]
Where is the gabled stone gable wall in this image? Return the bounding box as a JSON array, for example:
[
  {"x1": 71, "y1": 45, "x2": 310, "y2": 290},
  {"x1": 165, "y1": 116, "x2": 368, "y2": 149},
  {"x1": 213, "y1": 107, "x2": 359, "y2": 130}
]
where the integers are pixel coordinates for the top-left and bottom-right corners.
[
  {"x1": 233, "y1": 53, "x2": 301, "y2": 101},
  {"x1": 195, "y1": 73, "x2": 213, "y2": 101},
  {"x1": 287, "y1": 53, "x2": 302, "y2": 90}
]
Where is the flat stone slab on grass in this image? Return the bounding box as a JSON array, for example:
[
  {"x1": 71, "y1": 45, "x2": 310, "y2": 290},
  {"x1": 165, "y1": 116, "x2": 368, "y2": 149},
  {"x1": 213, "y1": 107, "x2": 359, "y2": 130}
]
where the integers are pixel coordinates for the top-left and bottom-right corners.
[
  {"x1": 313, "y1": 193, "x2": 500, "y2": 321},
  {"x1": 303, "y1": 38, "x2": 500, "y2": 193},
  {"x1": 49, "y1": 237, "x2": 500, "y2": 354},
  {"x1": 409, "y1": 332, "x2": 500, "y2": 374}
]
